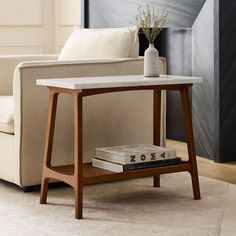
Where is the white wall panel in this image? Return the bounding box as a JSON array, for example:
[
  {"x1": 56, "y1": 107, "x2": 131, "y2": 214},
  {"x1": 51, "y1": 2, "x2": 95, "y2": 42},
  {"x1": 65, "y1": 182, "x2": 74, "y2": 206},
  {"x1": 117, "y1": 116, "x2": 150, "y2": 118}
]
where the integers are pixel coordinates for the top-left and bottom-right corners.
[
  {"x1": 0, "y1": 0, "x2": 43, "y2": 26},
  {"x1": 54, "y1": 0, "x2": 81, "y2": 53},
  {"x1": 0, "y1": 0, "x2": 81, "y2": 55},
  {"x1": 0, "y1": 44, "x2": 43, "y2": 55},
  {"x1": 59, "y1": 0, "x2": 81, "y2": 26}
]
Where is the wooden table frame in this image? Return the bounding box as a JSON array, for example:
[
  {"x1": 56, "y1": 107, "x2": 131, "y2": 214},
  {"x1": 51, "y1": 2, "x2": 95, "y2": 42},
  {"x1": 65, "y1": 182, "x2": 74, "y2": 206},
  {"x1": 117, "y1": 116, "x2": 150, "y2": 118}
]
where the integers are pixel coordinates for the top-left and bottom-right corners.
[{"x1": 40, "y1": 84, "x2": 201, "y2": 219}]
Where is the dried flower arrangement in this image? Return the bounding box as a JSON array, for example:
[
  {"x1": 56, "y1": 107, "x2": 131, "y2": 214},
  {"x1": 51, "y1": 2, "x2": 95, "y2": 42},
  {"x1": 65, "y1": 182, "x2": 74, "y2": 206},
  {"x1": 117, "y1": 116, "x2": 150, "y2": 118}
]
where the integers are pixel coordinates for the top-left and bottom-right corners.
[{"x1": 135, "y1": 4, "x2": 168, "y2": 44}]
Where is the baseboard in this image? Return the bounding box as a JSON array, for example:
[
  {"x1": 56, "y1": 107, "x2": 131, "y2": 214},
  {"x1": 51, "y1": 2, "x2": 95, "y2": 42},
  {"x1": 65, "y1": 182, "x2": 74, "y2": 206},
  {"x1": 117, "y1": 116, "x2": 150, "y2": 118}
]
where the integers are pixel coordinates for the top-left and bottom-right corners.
[{"x1": 167, "y1": 139, "x2": 236, "y2": 185}]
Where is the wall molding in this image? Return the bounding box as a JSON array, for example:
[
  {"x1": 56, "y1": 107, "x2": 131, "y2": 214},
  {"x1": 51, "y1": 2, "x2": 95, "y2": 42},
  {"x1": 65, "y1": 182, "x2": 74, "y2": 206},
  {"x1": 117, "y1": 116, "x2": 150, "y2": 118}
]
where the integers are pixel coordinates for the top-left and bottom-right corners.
[
  {"x1": 0, "y1": 0, "x2": 44, "y2": 26},
  {"x1": 0, "y1": 44, "x2": 44, "y2": 54}
]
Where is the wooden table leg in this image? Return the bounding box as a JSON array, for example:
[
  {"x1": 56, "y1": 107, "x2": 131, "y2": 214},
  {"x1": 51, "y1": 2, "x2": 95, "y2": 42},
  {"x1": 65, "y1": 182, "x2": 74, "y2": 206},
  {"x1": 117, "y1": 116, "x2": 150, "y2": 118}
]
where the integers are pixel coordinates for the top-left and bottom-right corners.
[
  {"x1": 73, "y1": 92, "x2": 83, "y2": 219},
  {"x1": 153, "y1": 89, "x2": 162, "y2": 187},
  {"x1": 180, "y1": 86, "x2": 201, "y2": 200},
  {"x1": 40, "y1": 89, "x2": 58, "y2": 204}
]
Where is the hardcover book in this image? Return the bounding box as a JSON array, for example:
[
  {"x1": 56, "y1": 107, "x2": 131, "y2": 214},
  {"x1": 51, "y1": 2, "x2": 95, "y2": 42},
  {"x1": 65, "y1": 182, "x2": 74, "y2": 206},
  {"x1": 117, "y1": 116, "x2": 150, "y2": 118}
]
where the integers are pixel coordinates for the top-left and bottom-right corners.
[
  {"x1": 92, "y1": 157, "x2": 181, "y2": 172},
  {"x1": 95, "y1": 144, "x2": 176, "y2": 165}
]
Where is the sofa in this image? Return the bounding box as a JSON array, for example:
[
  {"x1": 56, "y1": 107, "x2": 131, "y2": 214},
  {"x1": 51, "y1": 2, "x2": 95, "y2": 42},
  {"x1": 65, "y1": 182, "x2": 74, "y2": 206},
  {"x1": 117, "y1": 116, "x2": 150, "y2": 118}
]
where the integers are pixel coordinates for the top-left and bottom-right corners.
[{"x1": 0, "y1": 27, "x2": 166, "y2": 189}]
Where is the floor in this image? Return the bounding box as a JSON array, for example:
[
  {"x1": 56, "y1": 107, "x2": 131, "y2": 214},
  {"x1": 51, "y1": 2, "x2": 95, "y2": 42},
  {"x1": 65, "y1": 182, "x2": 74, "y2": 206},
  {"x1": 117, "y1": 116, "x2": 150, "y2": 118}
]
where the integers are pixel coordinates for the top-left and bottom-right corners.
[
  {"x1": 0, "y1": 173, "x2": 236, "y2": 236},
  {"x1": 0, "y1": 140, "x2": 236, "y2": 235}
]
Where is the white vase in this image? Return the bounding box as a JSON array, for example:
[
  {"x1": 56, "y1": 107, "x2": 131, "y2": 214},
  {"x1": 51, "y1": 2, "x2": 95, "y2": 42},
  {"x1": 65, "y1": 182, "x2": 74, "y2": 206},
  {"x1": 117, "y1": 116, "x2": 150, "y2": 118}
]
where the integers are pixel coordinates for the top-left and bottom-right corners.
[{"x1": 144, "y1": 43, "x2": 159, "y2": 77}]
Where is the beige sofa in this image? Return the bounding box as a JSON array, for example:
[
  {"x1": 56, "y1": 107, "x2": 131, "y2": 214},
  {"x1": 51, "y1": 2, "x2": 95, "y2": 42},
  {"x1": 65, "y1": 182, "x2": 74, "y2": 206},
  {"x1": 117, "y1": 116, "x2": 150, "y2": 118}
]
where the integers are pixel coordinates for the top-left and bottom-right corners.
[{"x1": 0, "y1": 55, "x2": 166, "y2": 189}]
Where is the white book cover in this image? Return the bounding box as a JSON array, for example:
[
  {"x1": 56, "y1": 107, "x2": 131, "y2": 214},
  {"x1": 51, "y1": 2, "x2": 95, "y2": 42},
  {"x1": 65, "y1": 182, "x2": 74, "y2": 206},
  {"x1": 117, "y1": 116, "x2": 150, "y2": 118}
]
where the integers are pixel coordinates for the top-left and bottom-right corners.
[
  {"x1": 92, "y1": 158, "x2": 123, "y2": 172},
  {"x1": 95, "y1": 144, "x2": 176, "y2": 165}
]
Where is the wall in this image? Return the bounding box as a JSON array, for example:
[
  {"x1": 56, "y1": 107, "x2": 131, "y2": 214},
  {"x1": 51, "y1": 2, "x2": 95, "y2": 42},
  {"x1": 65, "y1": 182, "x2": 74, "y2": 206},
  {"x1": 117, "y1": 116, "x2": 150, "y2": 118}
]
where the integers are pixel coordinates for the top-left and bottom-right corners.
[
  {"x1": 0, "y1": 0, "x2": 81, "y2": 55},
  {"x1": 218, "y1": 0, "x2": 236, "y2": 162},
  {"x1": 138, "y1": 28, "x2": 192, "y2": 142},
  {"x1": 87, "y1": 0, "x2": 205, "y2": 28},
  {"x1": 192, "y1": 0, "x2": 236, "y2": 162},
  {"x1": 192, "y1": 0, "x2": 215, "y2": 160},
  {"x1": 54, "y1": 0, "x2": 81, "y2": 53},
  {"x1": 0, "y1": 0, "x2": 54, "y2": 54}
]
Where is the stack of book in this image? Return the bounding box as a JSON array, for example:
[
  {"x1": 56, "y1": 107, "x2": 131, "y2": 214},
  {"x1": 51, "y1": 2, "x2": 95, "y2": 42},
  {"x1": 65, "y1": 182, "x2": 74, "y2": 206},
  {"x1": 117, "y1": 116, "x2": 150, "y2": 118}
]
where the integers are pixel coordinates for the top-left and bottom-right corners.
[{"x1": 92, "y1": 144, "x2": 181, "y2": 172}]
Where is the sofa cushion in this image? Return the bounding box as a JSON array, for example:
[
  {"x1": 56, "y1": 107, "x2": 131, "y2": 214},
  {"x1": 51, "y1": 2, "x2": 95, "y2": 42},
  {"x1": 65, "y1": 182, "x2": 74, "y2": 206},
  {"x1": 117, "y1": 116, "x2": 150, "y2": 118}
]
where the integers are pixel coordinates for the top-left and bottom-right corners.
[
  {"x1": 58, "y1": 27, "x2": 139, "y2": 61},
  {"x1": 0, "y1": 96, "x2": 14, "y2": 134}
]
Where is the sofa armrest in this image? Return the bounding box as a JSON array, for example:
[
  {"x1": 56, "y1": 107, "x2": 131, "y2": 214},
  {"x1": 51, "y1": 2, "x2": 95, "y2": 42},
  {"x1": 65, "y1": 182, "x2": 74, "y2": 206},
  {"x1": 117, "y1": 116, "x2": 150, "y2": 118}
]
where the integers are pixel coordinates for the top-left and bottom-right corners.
[
  {"x1": 13, "y1": 57, "x2": 148, "y2": 136},
  {"x1": 13, "y1": 57, "x2": 166, "y2": 186},
  {"x1": 0, "y1": 54, "x2": 58, "y2": 95}
]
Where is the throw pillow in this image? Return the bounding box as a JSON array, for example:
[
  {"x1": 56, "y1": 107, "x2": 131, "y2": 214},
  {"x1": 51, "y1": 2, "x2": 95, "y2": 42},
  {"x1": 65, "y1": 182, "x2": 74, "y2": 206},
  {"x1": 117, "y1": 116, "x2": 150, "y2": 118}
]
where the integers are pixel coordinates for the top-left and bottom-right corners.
[{"x1": 58, "y1": 27, "x2": 139, "y2": 61}]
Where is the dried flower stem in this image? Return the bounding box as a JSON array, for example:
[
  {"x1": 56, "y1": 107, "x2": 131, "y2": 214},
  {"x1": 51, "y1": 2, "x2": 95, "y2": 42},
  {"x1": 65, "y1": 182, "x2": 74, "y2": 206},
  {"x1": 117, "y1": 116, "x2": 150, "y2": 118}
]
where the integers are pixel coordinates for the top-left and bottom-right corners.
[{"x1": 135, "y1": 4, "x2": 168, "y2": 44}]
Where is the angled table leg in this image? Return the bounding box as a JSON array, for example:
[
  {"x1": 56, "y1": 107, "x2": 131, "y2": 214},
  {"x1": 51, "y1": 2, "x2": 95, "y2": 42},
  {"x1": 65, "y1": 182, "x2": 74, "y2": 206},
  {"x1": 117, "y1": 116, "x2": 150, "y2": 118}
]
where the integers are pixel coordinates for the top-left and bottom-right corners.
[
  {"x1": 153, "y1": 89, "x2": 162, "y2": 187},
  {"x1": 73, "y1": 91, "x2": 83, "y2": 219},
  {"x1": 40, "y1": 89, "x2": 58, "y2": 204},
  {"x1": 180, "y1": 86, "x2": 201, "y2": 200}
]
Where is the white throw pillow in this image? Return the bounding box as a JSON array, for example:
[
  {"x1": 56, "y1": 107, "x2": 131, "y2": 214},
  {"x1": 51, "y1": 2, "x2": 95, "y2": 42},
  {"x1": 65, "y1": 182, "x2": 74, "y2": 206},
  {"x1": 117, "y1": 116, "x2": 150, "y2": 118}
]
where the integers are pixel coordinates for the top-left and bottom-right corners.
[{"x1": 58, "y1": 27, "x2": 139, "y2": 61}]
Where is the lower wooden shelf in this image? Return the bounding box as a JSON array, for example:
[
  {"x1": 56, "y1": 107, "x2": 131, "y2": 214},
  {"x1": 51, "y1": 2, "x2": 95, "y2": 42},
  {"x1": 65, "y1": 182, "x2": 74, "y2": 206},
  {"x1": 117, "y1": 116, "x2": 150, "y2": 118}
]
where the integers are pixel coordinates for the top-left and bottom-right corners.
[{"x1": 51, "y1": 161, "x2": 191, "y2": 185}]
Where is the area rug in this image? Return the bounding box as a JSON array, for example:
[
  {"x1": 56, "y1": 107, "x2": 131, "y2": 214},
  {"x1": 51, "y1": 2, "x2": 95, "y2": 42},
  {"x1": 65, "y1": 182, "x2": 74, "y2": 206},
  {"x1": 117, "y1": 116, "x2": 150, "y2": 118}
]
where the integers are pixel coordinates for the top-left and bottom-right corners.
[{"x1": 0, "y1": 173, "x2": 235, "y2": 236}]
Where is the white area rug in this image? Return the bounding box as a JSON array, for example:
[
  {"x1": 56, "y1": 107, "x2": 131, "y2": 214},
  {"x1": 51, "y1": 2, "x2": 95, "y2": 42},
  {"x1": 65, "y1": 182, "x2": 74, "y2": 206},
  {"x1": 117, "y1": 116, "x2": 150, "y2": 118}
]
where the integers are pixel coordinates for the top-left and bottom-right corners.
[{"x1": 0, "y1": 173, "x2": 235, "y2": 236}]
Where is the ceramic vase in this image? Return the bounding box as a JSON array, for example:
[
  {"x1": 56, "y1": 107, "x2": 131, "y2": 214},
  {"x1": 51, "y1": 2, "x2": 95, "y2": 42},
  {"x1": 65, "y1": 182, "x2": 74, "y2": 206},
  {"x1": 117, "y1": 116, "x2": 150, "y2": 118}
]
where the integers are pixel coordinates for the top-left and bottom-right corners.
[{"x1": 144, "y1": 43, "x2": 159, "y2": 77}]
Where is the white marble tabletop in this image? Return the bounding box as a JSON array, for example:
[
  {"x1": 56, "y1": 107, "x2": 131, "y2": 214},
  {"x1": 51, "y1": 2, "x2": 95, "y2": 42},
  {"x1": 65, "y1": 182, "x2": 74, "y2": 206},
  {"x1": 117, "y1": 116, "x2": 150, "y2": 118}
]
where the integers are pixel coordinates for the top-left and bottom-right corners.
[{"x1": 37, "y1": 75, "x2": 202, "y2": 90}]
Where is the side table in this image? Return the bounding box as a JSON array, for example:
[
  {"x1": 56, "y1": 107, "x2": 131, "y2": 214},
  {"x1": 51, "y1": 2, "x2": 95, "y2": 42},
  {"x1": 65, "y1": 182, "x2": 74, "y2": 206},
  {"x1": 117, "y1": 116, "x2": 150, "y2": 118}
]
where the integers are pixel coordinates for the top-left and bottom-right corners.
[{"x1": 37, "y1": 74, "x2": 202, "y2": 219}]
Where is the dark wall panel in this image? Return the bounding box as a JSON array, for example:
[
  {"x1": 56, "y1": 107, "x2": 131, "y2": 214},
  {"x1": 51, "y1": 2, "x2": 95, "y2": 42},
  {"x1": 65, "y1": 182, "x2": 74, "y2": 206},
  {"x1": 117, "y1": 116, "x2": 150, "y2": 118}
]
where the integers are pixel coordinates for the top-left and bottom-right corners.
[
  {"x1": 218, "y1": 0, "x2": 236, "y2": 162},
  {"x1": 192, "y1": 0, "x2": 215, "y2": 160},
  {"x1": 140, "y1": 29, "x2": 192, "y2": 141},
  {"x1": 157, "y1": 29, "x2": 192, "y2": 141}
]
